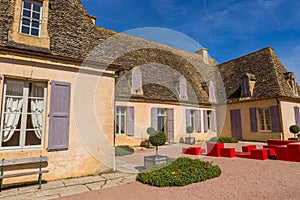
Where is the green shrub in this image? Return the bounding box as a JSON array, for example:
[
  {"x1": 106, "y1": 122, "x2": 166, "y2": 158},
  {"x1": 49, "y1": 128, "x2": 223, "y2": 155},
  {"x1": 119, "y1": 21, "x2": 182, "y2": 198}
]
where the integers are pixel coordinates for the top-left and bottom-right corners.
[
  {"x1": 149, "y1": 130, "x2": 166, "y2": 156},
  {"x1": 115, "y1": 145, "x2": 134, "y2": 156},
  {"x1": 208, "y1": 137, "x2": 238, "y2": 143},
  {"x1": 290, "y1": 125, "x2": 300, "y2": 138},
  {"x1": 137, "y1": 157, "x2": 221, "y2": 187},
  {"x1": 186, "y1": 126, "x2": 194, "y2": 134},
  {"x1": 147, "y1": 127, "x2": 157, "y2": 136}
]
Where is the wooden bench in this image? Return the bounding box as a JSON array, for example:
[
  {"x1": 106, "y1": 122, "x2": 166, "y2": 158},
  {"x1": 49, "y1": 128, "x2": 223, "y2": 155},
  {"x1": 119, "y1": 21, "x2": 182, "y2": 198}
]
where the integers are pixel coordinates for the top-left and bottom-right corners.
[{"x1": 0, "y1": 156, "x2": 49, "y2": 191}]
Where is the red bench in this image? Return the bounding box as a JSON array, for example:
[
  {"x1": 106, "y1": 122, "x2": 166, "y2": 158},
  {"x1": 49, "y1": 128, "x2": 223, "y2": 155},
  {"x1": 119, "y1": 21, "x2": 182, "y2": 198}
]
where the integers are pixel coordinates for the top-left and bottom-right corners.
[
  {"x1": 251, "y1": 149, "x2": 268, "y2": 160},
  {"x1": 207, "y1": 143, "x2": 224, "y2": 157},
  {"x1": 236, "y1": 152, "x2": 251, "y2": 158},
  {"x1": 220, "y1": 148, "x2": 236, "y2": 158},
  {"x1": 242, "y1": 145, "x2": 257, "y2": 153},
  {"x1": 182, "y1": 146, "x2": 202, "y2": 155},
  {"x1": 287, "y1": 143, "x2": 300, "y2": 162},
  {"x1": 275, "y1": 145, "x2": 288, "y2": 161}
]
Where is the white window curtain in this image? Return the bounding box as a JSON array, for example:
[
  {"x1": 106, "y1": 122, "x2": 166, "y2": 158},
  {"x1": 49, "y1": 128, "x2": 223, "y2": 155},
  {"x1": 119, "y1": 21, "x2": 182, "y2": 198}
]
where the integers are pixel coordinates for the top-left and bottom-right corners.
[
  {"x1": 3, "y1": 80, "x2": 24, "y2": 142},
  {"x1": 30, "y1": 83, "x2": 44, "y2": 139}
]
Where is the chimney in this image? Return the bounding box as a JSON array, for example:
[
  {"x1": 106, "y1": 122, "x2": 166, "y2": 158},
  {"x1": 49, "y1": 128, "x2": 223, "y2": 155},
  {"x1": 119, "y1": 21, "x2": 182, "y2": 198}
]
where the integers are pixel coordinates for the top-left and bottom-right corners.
[
  {"x1": 88, "y1": 14, "x2": 97, "y2": 25},
  {"x1": 196, "y1": 48, "x2": 208, "y2": 64}
]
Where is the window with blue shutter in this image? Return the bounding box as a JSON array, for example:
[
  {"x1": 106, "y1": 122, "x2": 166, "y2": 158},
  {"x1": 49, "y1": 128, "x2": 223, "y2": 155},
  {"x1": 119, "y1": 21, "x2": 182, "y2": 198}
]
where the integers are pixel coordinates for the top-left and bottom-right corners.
[
  {"x1": 186, "y1": 109, "x2": 191, "y2": 127},
  {"x1": 208, "y1": 81, "x2": 215, "y2": 103},
  {"x1": 151, "y1": 108, "x2": 158, "y2": 130},
  {"x1": 132, "y1": 67, "x2": 142, "y2": 95},
  {"x1": 213, "y1": 110, "x2": 217, "y2": 132},
  {"x1": 133, "y1": 74, "x2": 141, "y2": 91},
  {"x1": 48, "y1": 81, "x2": 71, "y2": 151},
  {"x1": 204, "y1": 110, "x2": 208, "y2": 132},
  {"x1": 168, "y1": 109, "x2": 174, "y2": 143},
  {"x1": 197, "y1": 110, "x2": 201, "y2": 133},
  {"x1": 241, "y1": 79, "x2": 250, "y2": 97},
  {"x1": 180, "y1": 78, "x2": 187, "y2": 99},
  {"x1": 294, "y1": 107, "x2": 300, "y2": 127}
]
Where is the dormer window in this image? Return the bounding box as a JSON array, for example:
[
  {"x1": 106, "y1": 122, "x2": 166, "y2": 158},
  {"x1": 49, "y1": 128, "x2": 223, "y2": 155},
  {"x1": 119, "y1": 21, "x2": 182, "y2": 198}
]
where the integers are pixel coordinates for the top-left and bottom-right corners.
[
  {"x1": 179, "y1": 76, "x2": 188, "y2": 100},
  {"x1": 207, "y1": 81, "x2": 216, "y2": 103},
  {"x1": 284, "y1": 72, "x2": 298, "y2": 96},
  {"x1": 241, "y1": 73, "x2": 256, "y2": 98},
  {"x1": 131, "y1": 67, "x2": 143, "y2": 95},
  {"x1": 20, "y1": 0, "x2": 43, "y2": 37}
]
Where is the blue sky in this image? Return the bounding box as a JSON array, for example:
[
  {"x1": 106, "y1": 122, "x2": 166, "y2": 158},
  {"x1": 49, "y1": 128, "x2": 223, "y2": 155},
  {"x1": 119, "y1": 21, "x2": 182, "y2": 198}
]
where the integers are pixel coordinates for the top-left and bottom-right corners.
[{"x1": 81, "y1": 0, "x2": 300, "y2": 80}]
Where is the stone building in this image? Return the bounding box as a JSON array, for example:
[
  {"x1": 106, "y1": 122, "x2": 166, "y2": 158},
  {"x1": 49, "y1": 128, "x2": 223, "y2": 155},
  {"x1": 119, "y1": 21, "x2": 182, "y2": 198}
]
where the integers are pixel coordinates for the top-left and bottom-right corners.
[{"x1": 218, "y1": 47, "x2": 300, "y2": 141}]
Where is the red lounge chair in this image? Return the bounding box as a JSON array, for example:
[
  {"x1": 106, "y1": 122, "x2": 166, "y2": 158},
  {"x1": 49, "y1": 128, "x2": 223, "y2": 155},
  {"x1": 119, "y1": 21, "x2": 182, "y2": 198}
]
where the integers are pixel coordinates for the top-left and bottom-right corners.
[
  {"x1": 242, "y1": 145, "x2": 257, "y2": 153},
  {"x1": 251, "y1": 149, "x2": 268, "y2": 160},
  {"x1": 220, "y1": 148, "x2": 236, "y2": 158},
  {"x1": 207, "y1": 143, "x2": 224, "y2": 157},
  {"x1": 287, "y1": 143, "x2": 300, "y2": 162},
  {"x1": 275, "y1": 145, "x2": 288, "y2": 161}
]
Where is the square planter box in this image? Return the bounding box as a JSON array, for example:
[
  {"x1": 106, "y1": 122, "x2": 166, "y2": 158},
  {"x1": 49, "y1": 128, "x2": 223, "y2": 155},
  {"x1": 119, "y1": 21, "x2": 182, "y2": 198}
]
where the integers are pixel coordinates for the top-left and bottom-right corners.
[{"x1": 144, "y1": 155, "x2": 168, "y2": 169}]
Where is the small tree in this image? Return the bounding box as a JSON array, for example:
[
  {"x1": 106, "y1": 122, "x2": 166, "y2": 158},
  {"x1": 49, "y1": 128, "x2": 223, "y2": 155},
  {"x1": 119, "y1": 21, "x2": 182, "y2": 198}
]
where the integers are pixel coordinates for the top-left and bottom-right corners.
[
  {"x1": 186, "y1": 126, "x2": 194, "y2": 144},
  {"x1": 289, "y1": 125, "x2": 300, "y2": 139},
  {"x1": 149, "y1": 130, "x2": 166, "y2": 157}
]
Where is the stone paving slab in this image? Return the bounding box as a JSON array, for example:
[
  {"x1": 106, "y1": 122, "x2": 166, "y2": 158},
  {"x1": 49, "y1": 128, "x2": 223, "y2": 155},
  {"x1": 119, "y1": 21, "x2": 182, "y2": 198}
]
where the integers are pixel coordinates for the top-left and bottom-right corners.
[
  {"x1": 100, "y1": 172, "x2": 133, "y2": 180},
  {"x1": 62, "y1": 175, "x2": 106, "y2": 186},
  {"x1": 85, "y1": 181, "x2": 106, "y2": 191},
  {"x1": 36, "y1": 185, "x2": 90, "y2": 198}
]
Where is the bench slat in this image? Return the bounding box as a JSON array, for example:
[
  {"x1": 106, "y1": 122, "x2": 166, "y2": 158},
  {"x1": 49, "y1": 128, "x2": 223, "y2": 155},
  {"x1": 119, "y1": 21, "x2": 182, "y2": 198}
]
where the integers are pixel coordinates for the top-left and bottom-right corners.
[
  {"x1": 0, "y1": 156, "x2": 49, "y2": 166},
  {"x1": 0, "y1": 170, "x2": 49, "y2": 179}
]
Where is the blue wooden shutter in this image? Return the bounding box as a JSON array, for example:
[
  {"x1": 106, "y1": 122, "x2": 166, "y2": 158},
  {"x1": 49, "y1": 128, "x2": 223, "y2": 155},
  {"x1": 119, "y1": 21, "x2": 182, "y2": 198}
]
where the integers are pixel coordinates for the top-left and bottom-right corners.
[
  {"x1": 208, "y1": 82, "x2": 215, "y2": 102},
  {"x1": 128, "y1": 107, "x2": 134, "y2": 136},
  {"x1": 270, "y1": 106, "x2": 281, "y2": 132},
  {"x1": 186, "y1": 109, "x2": 191, "y2": 127},
  {"x1": 213, "y1": 110, "x2": 217, "y2": 132},
  {"x1": 151, "y1": 108, "x2": 158, "y2": 130},
  {"x1": 133, "y1": 74, "x2": 141, "y2": 91},
  {"x1": 241, "y1": 79, "x2": 250, "y2": 97},
  {"x1": 168, "y1": 109, "x2": 174, "y2": 143},
  {"x1": 48, "y1": 81, "x2": 71, "y2": 151},
  {"x1": 249, "y1": 108, "x2": 257, "y2": 132},
  {"x1": 197, "y1": 110, "x2": 201, "y2": 132},
  {"x1": 180, "y1": 80, "x2": 187, "y2": 98},
  {"x1": 294, "y1": 107, "x2": 300, "y2": 126},
  {"x1": 204, "y1": 110, "x2": 208, "y2": 132}
]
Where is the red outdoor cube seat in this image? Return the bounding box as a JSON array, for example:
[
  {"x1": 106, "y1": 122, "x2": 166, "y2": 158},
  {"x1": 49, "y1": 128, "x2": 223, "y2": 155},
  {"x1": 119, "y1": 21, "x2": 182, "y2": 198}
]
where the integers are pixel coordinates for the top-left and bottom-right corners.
[
  {"x1": 267, "y1": 140, "x2": 299, "y2": 146},
  {"x1": 235, "y1": 152, "x2": 251, "y2": 158},
  {"x1": 251, "y1": 148, "x2": 268, "y2": 160},
  {"x1": 287, "y1": 143, "x2": 300, "y2": 162},
  {"x1": 263, "y1": 145, "x2": 278, "y2": 149},
  {"x1": 275, "y1": 145, "x2": 288, "y2": 161},
  {"x1": 182, "y1": 147, "x2": 201, "y2": 155},
  {"x1": 220, "y1": 148, "x2": 236, "y2": 158},
  {"x1": 242, "y1": 145, "x2": 257, "y2": 153},
  {"x1": 207, "y1": 143, "x2": 224, "y2": 157}
]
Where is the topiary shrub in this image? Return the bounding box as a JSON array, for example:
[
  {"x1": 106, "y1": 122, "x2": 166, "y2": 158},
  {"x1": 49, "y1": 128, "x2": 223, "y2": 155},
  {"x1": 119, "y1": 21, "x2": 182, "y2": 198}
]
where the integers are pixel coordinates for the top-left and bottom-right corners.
[
  {"x1": 208, "y1": 137, "x2": 238, "y2": 143},
  {"x1": 147, "y1": 127, "x2": 156, "y2": 136},
  {"x1": 115, "y1": 145, "x2": 134, "y2": 156},
  {"x1": 137, "y1": 157, "x2": 221, "y2": 187},
  {"x1": 290, "y1": 125, "x2": 300, "y2": 139},
  {"x1": 186, "y1": 126, "x2": 194, "y2": 134},
  {"x1": 149, "y1": 130, "x2": 166, "y2": 157}
]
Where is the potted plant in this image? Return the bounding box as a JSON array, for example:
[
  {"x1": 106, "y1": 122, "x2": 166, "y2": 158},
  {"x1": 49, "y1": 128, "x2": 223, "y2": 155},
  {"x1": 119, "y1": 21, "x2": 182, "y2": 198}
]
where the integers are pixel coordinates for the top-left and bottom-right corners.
[
  {"x1": 144, "y1": 127, "x2": 167, "y2": 168},
  {"x1": 185, "y1": 126, "x2": 195, "y2": 144},
  {"x1": 289, "y1": 125, "x2": 300, "y2": 140}
]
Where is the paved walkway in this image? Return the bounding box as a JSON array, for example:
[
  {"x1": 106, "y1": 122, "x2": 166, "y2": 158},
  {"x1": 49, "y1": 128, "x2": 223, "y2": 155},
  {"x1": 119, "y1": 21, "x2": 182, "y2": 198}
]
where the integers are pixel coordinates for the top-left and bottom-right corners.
[{"x1": 0, "y1": 172, "x2": 137, "y2": 200}]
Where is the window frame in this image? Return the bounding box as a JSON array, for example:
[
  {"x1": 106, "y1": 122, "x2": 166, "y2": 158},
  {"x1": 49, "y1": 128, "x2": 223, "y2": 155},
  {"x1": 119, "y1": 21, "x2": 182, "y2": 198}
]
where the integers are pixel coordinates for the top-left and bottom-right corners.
[
  {"x1": 131, "y1": 67, "x2": 143, "y2": 95},
  {"x1": 20, "y1": 0, "x2": 43, "y2": 37},
  {"x1": 115, "y1": 106, "x2": 127, "y2": 135},
  {"x1": 179, "y1": 77, "x2": 188, "y2": 100},
  {"x1": 257, "y1": 107, "x2": 272, "y2": 132},
  {"x1": 0, "y1": 78, "x2": 47, "y2": 151},
  {"x1": 157, "y1": 108, "x2": 166, "y2": 132}
]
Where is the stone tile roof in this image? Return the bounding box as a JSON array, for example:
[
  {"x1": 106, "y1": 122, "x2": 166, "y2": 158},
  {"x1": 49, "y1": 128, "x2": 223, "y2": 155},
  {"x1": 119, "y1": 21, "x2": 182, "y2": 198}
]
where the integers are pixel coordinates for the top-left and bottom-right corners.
[{"x1": 217, "y1": 47, "x2": 299, "y2": 102}]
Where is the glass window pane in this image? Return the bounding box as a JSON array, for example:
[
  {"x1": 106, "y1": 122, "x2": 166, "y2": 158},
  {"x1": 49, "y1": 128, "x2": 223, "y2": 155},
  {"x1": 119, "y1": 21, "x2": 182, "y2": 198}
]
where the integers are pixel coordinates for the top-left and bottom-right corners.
[
  {"x1": 29, "y1": 82, "x2": 46, "y2": 98},
  {"x1": 33, "y1": 4, "x2": 41, "y2": 12},
  {"x1": 2, "y1": 131, "x2": 20, "y2": 147},
  {"x1": 32, "y1": 20, "x2": 40, "y2": 28},
  {"x1": 32, "y1": 12, "x2": 40, "y2": 20},
  {"x1": 25, "y1": 131, "x2": 41, "y2": 146},
  {"x1": 23, "y1": 1, "x2": 31, "y2": 9},
  {"x1": 23, "y1": 9, "x2": 31, "y2": 17},
  {"x1": 22, "y1": 18, "x2": 30, "y2": 26},
  {"x1": 6, "y1": 79, "x2": 24, "y2": 96},
  {"x1": 121, "y1": 116, "x2": 125, "y2": 134},
  {"x1": 21, "y1": 26, "x2": 30, "y2": 34},
  {"x1": 31, "y1": 28, "x2": 39, "y2": 36}
]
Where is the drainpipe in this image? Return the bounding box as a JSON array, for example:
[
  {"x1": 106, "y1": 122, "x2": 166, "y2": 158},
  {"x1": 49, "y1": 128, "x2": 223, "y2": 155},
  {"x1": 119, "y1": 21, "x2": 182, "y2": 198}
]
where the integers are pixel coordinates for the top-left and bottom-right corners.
[{"x1": 276, "y1": 97, "x2": 284, "y2": 140}]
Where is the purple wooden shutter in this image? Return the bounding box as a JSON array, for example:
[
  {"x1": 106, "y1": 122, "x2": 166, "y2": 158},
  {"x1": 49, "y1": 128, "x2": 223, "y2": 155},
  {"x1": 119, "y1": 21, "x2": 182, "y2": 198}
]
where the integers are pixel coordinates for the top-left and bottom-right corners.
[
  {"x1": 151, "y1": 108, "x2": 158, "y2": 130},
  {"x1": 180, "y1": 80, "x2": 187, "y2": 98},
  {"x1": 242, "y1": 79, "x2": 250, "y2": 97},
  {"x1": 294, "y1": 107, "x2": 300, "y2": 126},
  {"x1": 186, "y1": 109, "x2": 191, "y2": 127},
  {"x1": 133, "y1": 74, "x2": 141, "y2": 91},
  {"x1": 204, "y1": 110, "x2": 208, "y2": 132},
  {"x1": 168, "y1": 109, "x2": 174, "y2": 143},
  {"x1": 128, "y1": 107, "x2": 134, "y2": 136},
  {"x1": 208, "y1": 82, "x2": 215, "y2": 102},
  {"x1": 249, "y1": 108, "x2": 257, "y2": 132},
  {"x1": 213, "y1": 110, "x2": 217, "y2": 132},
  {"x1": 48, "y1": 81, "x2": 71, "y2": 151},
  {"x1": 197, "y1": 110, "x2": 201, "y2": 132},
  {"x1": 270, "y1": 106, "x2": 281, "y2": 132}
]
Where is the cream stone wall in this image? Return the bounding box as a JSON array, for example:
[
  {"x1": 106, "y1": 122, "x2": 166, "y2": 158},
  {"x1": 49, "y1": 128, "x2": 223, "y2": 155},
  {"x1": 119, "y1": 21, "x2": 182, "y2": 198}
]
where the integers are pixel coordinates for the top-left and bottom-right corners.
[
  {"x1": 115, "y1": 101, "x2": 216, "y2": 146},
  {"x1": 0, "y1": 54, "x2": 115, "y2": 185},
  {"x1": 219, "y1": 99, "x2": 282, "y2": 142},
  {"x1": 280, "y1": 100, "x2": 300, "y2": 139}
]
